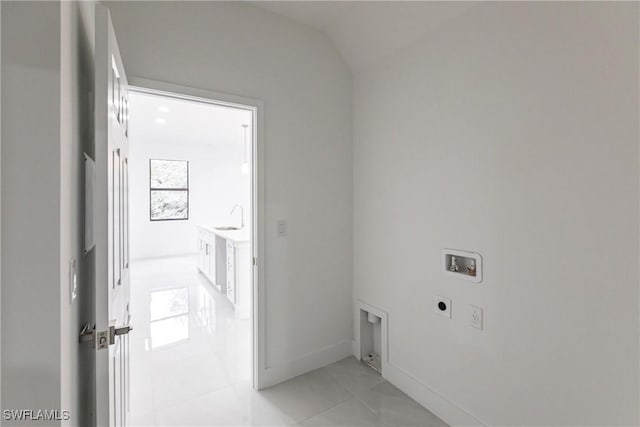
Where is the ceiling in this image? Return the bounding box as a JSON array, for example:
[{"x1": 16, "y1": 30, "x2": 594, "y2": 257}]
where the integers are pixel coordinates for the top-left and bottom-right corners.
[
  {"x1": 250, "y1": 1, "x2": 476, "y2": 73},
  {"x1": 130, "y1": 91, "x2": 253, "y2": 148}
]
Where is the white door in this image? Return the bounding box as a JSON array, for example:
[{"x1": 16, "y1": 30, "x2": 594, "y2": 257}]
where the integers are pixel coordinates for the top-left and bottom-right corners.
[{"x1": 94, "y1": 5, "x2": 132, "y2": 427}]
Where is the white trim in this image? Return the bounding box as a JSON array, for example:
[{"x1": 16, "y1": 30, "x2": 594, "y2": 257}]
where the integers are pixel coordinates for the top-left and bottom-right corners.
[
  {"x1": 127, "y1": 77, "x2": 267, "y2": 390},
  {"x1": 129, "y1": 77, "x2": 262, "y2": 113},
  {"x1": 0, "y1": 0, "x2": 3, "y2": 412},
  {"x1": 383, "y1": 363, "x2": 487, "y2": 427},
  {"x1": 259, "y1": 339, "x2": 352, "y2": 389}
]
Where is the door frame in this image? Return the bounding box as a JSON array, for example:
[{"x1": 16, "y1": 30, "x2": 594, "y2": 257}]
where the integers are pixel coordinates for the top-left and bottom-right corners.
[{"x1": 128, "y1": 77, "x2": 266, "y2": 390}]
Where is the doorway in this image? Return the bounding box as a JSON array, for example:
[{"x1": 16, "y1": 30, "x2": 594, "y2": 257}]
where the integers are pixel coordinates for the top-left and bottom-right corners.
[{"x1": 125, "y1": 83, "x2": 262, "y2": 425}]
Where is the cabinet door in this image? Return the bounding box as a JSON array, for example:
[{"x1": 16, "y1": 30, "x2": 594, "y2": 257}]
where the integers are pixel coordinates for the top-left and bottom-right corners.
[
  {"x1": 226, "y1": 242, "x2": 236, "y2": 304},
  {"x1": 208, "y1": 238, "x2": 216, "y2": 285},
  {"x1": 235, "y1": 243, "x2": 251, "y2": 319},
  {"x1": 204, "y1": 241, "x2": 210, "y2": 275},
  {"x1": 197, "y1": 237, "x2": 205, "y2": 271}
]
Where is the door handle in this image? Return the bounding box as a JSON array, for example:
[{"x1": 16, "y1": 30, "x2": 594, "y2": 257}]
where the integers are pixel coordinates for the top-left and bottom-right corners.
[
  {"x1": 79, "y1": 322, "x2": 133, "y2": 349},
  {"x1": 109, "y1": 324, "x2": 133, "y2": 345},
  {"x1": 109, "y1": 325, "x2": 133, "y2": 344},
  {"x1": 114, "y1": 325, "x2": 133, "y2": 335}
]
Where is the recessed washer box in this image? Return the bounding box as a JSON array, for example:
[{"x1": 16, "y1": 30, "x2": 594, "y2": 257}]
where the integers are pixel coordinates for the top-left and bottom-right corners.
[{"x1": 442, "y1": 249, "x2": 482, "y2": 283}]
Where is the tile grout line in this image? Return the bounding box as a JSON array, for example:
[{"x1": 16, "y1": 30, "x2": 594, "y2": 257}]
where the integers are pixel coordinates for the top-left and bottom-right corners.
[
  {"x1": 292, "y1": 367, "x2": 355, "y2": 425},
  {"x1": 295, "y1": 364, "x2": 387, "y2": 426},
  {"x1": 293, "y1": 394, "x2": 355, "y2": 426},
  {"x1": 350, "y1": 381, "x2": 449, "y2": 427}
]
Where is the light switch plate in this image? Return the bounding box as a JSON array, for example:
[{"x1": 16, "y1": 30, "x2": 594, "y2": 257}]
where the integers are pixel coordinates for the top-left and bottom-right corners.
[{"x1": 277, "y1": 220, "x2": 288, "y2": 237}]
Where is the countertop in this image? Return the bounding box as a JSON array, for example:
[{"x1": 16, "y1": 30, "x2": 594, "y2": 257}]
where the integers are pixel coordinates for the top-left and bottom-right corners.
[{"x1": 197, "y1": 224, "x2": 250, "y2": 243}]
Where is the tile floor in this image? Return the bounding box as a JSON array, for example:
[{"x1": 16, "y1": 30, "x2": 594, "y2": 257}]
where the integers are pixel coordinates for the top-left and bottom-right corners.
[{"x1": 130, "y1": 256, "x2": 447, "y2": 427}]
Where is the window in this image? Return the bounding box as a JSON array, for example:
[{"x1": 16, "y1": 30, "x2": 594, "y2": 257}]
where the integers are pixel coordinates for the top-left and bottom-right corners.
[{"x1": 150, "y1": 159, "x2": 189, "y2": 221}]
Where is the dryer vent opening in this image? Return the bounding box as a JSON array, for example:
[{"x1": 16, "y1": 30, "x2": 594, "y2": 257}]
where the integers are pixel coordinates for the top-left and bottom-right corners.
[{"x1": 360, "y1": 309, "x2": 382, "y2": 373}]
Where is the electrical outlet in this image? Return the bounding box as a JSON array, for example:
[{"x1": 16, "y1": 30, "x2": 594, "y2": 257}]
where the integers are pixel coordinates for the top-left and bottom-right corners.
[
  {"x1": 470, "y1": 305, "x2": 483, "y2": 330},
  {"x1": 433, "y1": 296, "x2": 451, "y2": 318}
]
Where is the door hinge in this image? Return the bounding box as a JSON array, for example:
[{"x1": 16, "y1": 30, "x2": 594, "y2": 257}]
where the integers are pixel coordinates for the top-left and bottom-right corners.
[
  {"x1": 253, "y1": 257, "x2": 257, "y2": 266},
  {"x1": 80, "y1": 322, "x2": 133, "y2": 350}
]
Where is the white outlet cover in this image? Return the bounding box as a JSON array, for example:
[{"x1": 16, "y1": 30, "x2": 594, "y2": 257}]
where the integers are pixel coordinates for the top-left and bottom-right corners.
[
  {"x1": 470, "y1": 304, "x2": 483, "y2": 330},
  {"x1": 433, "y1": 296, "x2": 451, "y2": 318}
]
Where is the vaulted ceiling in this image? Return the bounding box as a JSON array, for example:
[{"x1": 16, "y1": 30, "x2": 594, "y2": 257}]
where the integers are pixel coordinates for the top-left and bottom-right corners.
[{"x1": 250, "y1": 1, "x2": 476, "y2": 73}]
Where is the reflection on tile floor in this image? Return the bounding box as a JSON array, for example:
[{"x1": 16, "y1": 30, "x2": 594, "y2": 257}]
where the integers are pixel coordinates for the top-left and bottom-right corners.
[{"x1": 130, "y1": 256, "x2": 447, "y2": 427}]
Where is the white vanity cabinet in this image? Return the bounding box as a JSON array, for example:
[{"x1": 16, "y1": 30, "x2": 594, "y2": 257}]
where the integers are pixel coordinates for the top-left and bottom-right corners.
[
  {"x1": 226, "y1": 240, "x2": 250, "y2": 318},
  {"x1": 197, "y1": 225, "x2": 250, "y2": 318},
  {"x1": 226, "y1": 241, "x2": 236, "y2": 304},
  {"x1": 197, "y1": 229, "x2": 218, "y2": 291}
]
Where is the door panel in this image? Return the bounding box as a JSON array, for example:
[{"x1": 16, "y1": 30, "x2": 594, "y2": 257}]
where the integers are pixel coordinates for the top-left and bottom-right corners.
[
  {"x1": 112, "y1": 148, "x2": 121, "y2": 288},
  {"x1": 209, "y1": 239, "x2": 216, "y2": 284},
  {"x1": 123, "y1": 158, "x2": 129, "y2": 270},
  {"x1": 95, "y1": 5, "x2": 131, "y2": 426}
]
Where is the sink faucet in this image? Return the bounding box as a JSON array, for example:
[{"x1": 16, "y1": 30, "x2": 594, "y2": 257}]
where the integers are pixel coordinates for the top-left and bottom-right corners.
[{"x1": 230, "y1": 204, "x2": 244, "y2": 229}]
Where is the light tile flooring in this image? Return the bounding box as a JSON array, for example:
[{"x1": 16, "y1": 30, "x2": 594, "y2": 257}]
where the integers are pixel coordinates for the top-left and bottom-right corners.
[{"x1": 130, "y1": 256, "x2": 447, "y2": 427}]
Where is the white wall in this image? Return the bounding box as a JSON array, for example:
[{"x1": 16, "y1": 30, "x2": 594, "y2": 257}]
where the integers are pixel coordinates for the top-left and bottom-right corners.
[
  {"x1": 106, "y1": 1, "x2": 353, "y2": 385},
  {"x1": 128, "y1": 96, "x2": 252, "y2": 259},
  {"x1": 2, "y1": 1, "x2": 95, "y2": 425},
  {"x1": 353, "y1": 2, "x2": 639, "y2": 425},
  {"x1": 2, "y1": 2, "x2": 63, "y2": 424}
]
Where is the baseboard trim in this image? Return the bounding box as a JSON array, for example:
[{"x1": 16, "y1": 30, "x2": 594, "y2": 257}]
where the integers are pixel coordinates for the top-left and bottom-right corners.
[
  {"x1": 257, "y1": 339, "x2": 352, "y2": 389},
  {"x1": 384, "y1": 363, "x2": 487, "y2": 427}
]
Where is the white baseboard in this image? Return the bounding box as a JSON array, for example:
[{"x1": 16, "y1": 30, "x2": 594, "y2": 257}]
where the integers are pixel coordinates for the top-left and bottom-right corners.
[
  {"x1": 384, "y1": 363, "x2": 487, "y2": 427},
  {"x1": 257, "y1": 339, "x2": 353, "y2": 389}
]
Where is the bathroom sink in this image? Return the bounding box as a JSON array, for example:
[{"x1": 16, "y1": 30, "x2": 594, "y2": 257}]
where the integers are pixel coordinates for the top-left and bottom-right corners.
[{"x1": 215, "y1": 226, "x2": 241, "y2": 231}]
